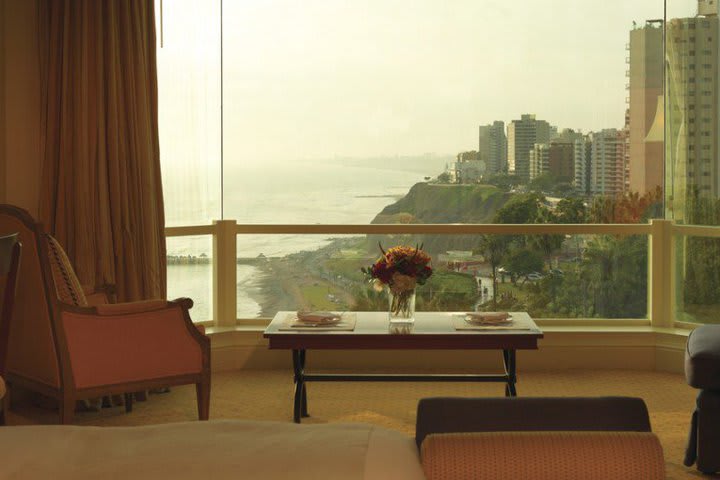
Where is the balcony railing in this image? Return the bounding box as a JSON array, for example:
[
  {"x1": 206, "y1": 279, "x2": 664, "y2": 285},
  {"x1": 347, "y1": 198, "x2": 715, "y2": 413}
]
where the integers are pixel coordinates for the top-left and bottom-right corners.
[{"x1": 164, "y1": 220, "x2": 707, "y2": 329}]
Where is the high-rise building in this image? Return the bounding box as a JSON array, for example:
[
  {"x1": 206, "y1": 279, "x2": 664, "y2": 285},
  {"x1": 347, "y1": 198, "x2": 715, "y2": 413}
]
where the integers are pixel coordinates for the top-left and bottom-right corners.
[
  {"x1": 623, "y1": 109, "x2": 632, "y2": 193},
  {"x1": 529, "y1": 142, "x2": 575, "y2": 182},
  {"x1": 628, "y1": 21, "x2": 664, "y2": 195},
  {"x1": 574, "y1": 136, "x2": 592, "y2": 195},
  {"x1": 665, "y1": 2, "x2": 720, "y2": 222},
  {"x1": 529, "y1": 144, "x2": 547, "y2": 181},
  {"x1": 507, "y1": 114, "x2": 552, "y2": 182},
  {"x1": 478, "y1": 121, "x2": 507, "y2": 175},
  {"x1": 590, "y1": 129, "x2": 626, "y2": 196},
  {"x1": 552, "y1": 128, "x2": 584, "y2": 144}
]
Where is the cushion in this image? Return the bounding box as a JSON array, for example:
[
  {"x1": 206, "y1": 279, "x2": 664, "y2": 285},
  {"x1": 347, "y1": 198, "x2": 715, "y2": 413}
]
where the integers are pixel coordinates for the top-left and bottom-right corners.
[
  {"x1": 685, "y1": 325, "x2": 720, "y2": 390},
  {"x1": 421, "y1": 431, "x2": 665, "y2": 480},
  {"x1": 44, "y1": 235, "x2": 88, "y2": 306}
]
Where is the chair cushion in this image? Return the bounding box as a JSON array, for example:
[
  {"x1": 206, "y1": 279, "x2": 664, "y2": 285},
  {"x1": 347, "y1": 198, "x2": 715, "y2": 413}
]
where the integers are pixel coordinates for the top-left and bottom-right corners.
[
  {"x1": 44, "y1": 235, "x2": 88, "y2": 306},
  {"x1": 685, "y1": 325, "x2": 720, "y2": 390},
  {"x1": 421, "y1": 431, "x2": 665, "y2": 480}
]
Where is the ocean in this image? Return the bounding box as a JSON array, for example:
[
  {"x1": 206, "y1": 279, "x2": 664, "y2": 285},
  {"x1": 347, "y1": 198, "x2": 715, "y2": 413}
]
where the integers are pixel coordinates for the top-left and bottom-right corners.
[{"x1": 166, "y1": 159, "x2": 446, "y2": 320}]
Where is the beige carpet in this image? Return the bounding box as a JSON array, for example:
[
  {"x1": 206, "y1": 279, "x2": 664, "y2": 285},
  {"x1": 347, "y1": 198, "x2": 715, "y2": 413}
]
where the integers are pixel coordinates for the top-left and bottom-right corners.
[{"x1": 6, "y1": 369, "x2": 717, "y2": 479}]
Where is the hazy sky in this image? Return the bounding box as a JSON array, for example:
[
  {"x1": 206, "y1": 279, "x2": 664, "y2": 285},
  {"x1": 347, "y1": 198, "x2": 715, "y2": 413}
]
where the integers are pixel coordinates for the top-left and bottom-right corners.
[{"x1": 159, "y1": 0, "x2": 699, "y2": 165}]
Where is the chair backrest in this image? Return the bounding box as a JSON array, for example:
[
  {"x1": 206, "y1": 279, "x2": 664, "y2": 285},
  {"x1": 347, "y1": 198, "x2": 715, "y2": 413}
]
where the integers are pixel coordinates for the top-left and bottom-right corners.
[
  {"x1": 0, "y1": 205, "x2": 62, "y2": 389},
  {"x1": 0, "y1": 233, "x2": 21, "y2": 375}
]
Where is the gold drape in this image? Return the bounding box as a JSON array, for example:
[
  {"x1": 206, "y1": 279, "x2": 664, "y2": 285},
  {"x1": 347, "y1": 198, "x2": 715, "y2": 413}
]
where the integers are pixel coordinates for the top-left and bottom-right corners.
[{"x1": 38, "y1": 0, "x2": 166, "y2": 302}]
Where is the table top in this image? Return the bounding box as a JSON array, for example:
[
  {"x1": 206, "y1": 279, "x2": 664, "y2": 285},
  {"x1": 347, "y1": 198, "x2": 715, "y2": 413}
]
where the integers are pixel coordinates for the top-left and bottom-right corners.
[{"x1": 264, "y1": 311, "x2": 543, "y2": 350}]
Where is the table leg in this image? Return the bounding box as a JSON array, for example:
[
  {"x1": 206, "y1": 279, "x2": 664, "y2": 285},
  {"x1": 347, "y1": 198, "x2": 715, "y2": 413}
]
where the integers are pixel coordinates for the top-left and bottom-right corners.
[
  {"x1": 503, "y1": 349, "x2": 517, "y2": 397},
  {"x1": 300, "y1": 349, "x2": 309, "y2": 418},
  {"x1": 292, "y1": 349, "x2": 306, "y2": 423}
]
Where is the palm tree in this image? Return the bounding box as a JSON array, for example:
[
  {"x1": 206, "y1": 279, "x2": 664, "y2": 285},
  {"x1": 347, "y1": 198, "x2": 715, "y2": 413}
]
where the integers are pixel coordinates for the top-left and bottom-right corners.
[{"x1": 478, "y1": 235, "x2": 510, "y2": 308}]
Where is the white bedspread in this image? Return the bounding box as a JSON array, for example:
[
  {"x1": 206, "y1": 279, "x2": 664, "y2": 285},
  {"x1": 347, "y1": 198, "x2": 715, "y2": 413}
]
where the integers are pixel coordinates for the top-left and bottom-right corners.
[{"x1": 0, "y1": 420, "x2": 425, "y2": 480}]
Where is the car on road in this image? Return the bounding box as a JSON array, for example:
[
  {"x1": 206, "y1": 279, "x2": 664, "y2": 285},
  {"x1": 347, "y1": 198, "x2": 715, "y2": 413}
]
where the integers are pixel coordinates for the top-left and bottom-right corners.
[{"x1": 526, "y1": 272, "x2": 543, "y2": 281}]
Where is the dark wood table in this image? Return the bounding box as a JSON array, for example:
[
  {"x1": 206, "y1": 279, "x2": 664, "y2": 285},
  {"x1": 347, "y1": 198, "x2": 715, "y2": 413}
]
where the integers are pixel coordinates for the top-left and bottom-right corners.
[{"x1": 264, "y1": 311, "x2": 543, "y2": 423}]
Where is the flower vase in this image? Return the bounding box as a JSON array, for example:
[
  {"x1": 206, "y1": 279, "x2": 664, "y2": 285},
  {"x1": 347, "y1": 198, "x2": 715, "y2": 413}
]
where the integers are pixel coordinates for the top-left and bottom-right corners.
[{"x1": 388, "y1": 288, "x2": 416, "y2": 324}]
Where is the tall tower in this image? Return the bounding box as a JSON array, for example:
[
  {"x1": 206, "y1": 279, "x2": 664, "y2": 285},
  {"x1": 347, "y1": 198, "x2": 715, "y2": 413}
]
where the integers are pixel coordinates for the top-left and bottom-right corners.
[
  {"x1": 665, "y1": 2, "x2": 720, "y2": 222},
  {"x1": 507, "y1": 114, "x2": 551, "y2": 182},
  {"x1": 628, "y1": 21, "x2": 664, "y2": 195},
  {"x1": 574, "y1": 136, "x2": 592, "y2": 195},
  {"x1": 590, "y1": 129, "x2": 626, "y2": 196},
  {"x1": 478, "y1": 121, "x2": 507, "y2": 176}
]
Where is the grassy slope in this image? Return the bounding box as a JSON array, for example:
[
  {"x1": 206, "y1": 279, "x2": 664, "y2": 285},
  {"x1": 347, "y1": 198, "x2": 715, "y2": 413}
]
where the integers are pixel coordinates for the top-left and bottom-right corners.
[{"x1": 372, "y1": 183, "x2": 509, "y2": 224}]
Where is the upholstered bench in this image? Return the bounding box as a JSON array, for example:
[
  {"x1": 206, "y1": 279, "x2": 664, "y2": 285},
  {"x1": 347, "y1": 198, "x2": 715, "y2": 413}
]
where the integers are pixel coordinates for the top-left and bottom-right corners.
[
  {"x1": 684, "y1": 325, "x2": 720, "y2": 474},
  {"x1": 416, "y1": 396, "x2": 665, "y2": 480}
]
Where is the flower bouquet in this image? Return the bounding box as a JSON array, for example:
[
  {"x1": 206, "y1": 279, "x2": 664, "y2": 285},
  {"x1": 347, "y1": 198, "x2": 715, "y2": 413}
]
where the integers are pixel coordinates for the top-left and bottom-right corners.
[{"x1": 362, "y1": 243, "x2": 433, "y2": 321}]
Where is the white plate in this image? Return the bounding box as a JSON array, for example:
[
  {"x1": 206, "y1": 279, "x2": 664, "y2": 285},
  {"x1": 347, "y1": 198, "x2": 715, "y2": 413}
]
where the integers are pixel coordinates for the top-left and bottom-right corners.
[
  {"x1": 296, "y1": 311, "x2": 343, "y2": 324},
  {"x1": 464, "y1": 312, "x2": 513, "y2": 325}
]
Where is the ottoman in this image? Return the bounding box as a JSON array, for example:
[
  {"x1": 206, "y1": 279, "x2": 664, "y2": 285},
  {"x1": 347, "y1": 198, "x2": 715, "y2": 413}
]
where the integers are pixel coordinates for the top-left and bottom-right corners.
[{"x1": 684, "y1": 325, "x2": 720, "y2": 474}]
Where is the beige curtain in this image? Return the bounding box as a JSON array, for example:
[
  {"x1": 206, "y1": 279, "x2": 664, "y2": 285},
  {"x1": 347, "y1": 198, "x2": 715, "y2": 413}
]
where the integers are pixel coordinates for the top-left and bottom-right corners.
[{"x1": 38, "y1": 0, "x2": 166, "y2": 302}]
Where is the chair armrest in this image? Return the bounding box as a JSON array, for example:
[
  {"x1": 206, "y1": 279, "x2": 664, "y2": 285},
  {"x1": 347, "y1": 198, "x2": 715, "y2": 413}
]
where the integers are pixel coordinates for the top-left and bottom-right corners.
[
  {"x1": 415, "y1": 397, "x2": 652, "y2": 449},
  {"x1": 421, "y1": 432, "x2": 665, "y2": 480},
  {"x1": 95, "y1": 299, "x2": 204, "y2": 333},
  {"x1": 95, "y1": 299, "x2": 178, "y2": 316}
]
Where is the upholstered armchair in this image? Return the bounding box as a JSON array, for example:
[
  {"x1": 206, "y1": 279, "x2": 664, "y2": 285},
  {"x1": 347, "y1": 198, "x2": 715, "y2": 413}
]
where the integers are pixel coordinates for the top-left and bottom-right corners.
[
  {"x1": 0, "y1": 233, "x2": 21, "y2": 425},
  {"x1": 0, "y1": 205, "x2": 210, "y2": 424}
]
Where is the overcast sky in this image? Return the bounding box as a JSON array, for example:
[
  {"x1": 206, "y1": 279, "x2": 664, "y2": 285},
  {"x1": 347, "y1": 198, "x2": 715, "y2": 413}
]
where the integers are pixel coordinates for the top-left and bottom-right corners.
[{"x1": 160, "y1": 0, "x2": 699, "y2": 164}]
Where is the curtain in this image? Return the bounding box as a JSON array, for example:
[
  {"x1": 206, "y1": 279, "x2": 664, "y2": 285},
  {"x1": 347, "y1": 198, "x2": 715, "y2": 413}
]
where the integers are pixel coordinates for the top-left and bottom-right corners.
[{"x1": 38, "y1": 0, "x2": 166, "y2": 302}]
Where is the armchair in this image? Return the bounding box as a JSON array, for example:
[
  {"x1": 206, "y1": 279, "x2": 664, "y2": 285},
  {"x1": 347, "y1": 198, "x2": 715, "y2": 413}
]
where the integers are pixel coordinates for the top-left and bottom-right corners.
[
  {"x1": 0, "y1": 205, "x2": 210, "y2": 424},
  {"x1": 0, "y1": 233, "x2": 21, "y2": 425}
]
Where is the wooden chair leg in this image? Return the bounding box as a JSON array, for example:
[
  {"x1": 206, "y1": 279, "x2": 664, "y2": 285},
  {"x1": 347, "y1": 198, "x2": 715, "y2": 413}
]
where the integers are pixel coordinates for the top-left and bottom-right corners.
[
  {"x1": 59, "y1": 396, "x2": 75, "y2": 424},
  {"x1": 124, "y1": 393, "x2": 133, "y2": 413},
  {"x1": 0, "y1": 387, "x2": 9, "y2": 426},
  {"x1": 196, "y1": 381, "x2": 210, "y2": 421}
]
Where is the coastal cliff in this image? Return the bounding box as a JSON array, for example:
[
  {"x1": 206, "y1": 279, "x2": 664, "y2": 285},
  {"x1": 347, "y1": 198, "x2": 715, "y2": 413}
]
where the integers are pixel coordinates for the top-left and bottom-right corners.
[{"x1": 369, "y1": 182, "x2": 510, "y2": 254}]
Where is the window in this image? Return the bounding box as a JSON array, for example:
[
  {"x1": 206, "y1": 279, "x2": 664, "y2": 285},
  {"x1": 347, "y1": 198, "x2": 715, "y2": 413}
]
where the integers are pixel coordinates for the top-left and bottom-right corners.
[{"x1": 156, "y1": 0, "x2": 720, "y2": 325}]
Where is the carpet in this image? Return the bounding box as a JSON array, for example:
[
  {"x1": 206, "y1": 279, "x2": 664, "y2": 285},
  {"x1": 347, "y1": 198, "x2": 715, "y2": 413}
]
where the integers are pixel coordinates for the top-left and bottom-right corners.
[{"x1": 7, "y1": 369, "x2": 716, "y2": 479}]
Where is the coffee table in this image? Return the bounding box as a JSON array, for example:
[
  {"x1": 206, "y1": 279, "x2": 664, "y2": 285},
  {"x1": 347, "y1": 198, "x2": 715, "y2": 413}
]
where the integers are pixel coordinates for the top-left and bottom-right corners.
[{"x1": 264, "y1": 311, "x2": 543, "y2": 423}]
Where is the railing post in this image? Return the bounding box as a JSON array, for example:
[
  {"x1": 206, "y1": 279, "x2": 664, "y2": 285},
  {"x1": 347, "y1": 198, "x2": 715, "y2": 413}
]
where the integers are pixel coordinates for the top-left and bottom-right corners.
[
  {"x1": 649, "y1": 219, "x2": 675, "y2": 328},
  {"x1": 213, "y1": 219, "x2": 237, "y2": 327}
]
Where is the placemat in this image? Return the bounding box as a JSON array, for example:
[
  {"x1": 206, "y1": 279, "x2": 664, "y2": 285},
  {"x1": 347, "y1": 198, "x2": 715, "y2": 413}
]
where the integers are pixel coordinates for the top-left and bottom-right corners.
[
  {"x1": 278, "y1": 312, "x2": 357, "y2": 331},
  {"x1": 451, "y1": 313, "x2": 534, "y2": 331}
]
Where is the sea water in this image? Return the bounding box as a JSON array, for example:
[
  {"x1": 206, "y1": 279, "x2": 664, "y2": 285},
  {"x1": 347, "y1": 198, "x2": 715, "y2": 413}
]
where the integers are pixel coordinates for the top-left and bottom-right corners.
[{"x1": 166, "y1": 159, "x2": 444, "y2": 319}]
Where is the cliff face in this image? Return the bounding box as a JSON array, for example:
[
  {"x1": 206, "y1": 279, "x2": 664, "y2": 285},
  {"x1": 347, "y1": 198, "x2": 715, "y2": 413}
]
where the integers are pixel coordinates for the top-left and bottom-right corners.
[
  {"x1": 369, "y1": 183, "x2": 510, "y2": 254},
  {"x1": 372, "y1": 183, "x2": 509, "y2": 224}
]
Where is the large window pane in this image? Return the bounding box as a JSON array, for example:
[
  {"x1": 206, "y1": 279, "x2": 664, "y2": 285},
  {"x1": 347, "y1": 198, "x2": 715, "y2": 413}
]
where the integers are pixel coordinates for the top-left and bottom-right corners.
[
  {"x1": 675, "y1": 234, "x2": 720, "y2": 324},
  {"x1": 666, "y1": 1, "x2": 720, "y2": 323},
  {"x1": 222, "y1": 1, "x2": 665, "y2": 226},
  {"x1": 167, "y1": 236, "x2": 213, "y2": 322},
  {"x1": 236, "y1": 233, "x2": 648, "y2": 320},
  {"x1": 157, "y1": 0, "x2": 221, "y2": 227},
  {"x1": 666, "y1": 0, "x2": 720, "y2": 225}
]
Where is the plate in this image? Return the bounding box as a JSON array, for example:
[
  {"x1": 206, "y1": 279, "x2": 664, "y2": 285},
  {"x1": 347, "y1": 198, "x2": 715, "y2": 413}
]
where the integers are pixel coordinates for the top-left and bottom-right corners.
[{"x1": 296, "y1": 311, "x2": 343, "y2": 325}]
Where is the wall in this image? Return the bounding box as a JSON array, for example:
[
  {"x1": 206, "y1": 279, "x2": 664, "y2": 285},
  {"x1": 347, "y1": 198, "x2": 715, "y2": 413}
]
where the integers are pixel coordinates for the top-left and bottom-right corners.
[
  {"x1": 0, "y1": 0, "x2": 6, "y2": 203},
  {"x1": 1, "y1": 0, "x2": 42, "y2": 217}
]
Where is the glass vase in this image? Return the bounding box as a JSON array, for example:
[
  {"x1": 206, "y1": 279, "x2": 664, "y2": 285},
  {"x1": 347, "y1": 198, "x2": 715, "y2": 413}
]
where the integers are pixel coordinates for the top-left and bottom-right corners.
[{"x1": 388, "y1": 288, "x2": 416, "y2": 324}]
